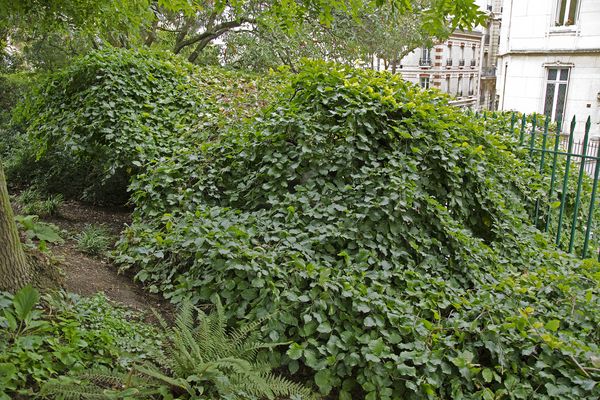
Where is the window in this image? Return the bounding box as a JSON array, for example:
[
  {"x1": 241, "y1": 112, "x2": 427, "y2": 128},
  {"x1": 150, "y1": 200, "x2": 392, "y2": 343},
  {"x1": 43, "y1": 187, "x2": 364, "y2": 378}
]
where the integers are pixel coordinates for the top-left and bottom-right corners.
[
  {"x1": 469, "y1": 76, "x2": 474, "y2": 95},
  {"x1": 422, "y1": 47, "x2": 431, "y2": 60},
  {"x1": 445, "y1": 76, "x2": 450, "y2": 93},
  {"x1": 555, "y1": 0, "x2": 579, "y2": 26},
  {"x1": 420, "y1": 47, "x2": 431, "y2": 66},
  {"x1": 459, "y1": 45, "x2": 465, "y2": 66},
  {"x1": 420, "y1": 77, "x2": 430, "y2": 89},
  {"x1": 543, "y1": 68, "x2": 569, "y2": 123},
  {"x1": 457, "y1": 76, "x2": 462, "y2": 96}
]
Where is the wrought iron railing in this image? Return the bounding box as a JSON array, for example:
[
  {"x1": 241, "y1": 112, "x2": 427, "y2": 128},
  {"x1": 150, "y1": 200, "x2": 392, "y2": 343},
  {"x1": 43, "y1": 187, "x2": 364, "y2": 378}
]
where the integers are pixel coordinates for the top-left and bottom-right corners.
[{"x1": 476, "y1": 111, "x2": 600, "y2": 259}]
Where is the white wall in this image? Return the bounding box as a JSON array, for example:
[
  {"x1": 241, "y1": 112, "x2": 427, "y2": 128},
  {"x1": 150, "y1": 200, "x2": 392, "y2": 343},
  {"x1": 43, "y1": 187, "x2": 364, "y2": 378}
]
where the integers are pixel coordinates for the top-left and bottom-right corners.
[
  {"x1": 497, "y1": 0, "x2": 600, "y2": 138},
  {"x1": 500, "y1": 0, "x2": 600, "y2": 53}
]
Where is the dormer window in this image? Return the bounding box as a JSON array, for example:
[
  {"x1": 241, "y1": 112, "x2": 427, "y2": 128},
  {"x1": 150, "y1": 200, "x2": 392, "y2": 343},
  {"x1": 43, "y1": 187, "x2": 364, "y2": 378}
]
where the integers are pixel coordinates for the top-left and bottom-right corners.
[{"x1": 555, "y1": 0, "x2": 579, "y2": 26}]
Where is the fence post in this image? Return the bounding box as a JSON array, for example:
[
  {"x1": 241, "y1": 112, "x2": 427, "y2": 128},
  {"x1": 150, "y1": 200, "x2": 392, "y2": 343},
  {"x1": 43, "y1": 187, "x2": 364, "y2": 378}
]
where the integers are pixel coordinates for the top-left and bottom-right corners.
[
  {"x1": 583, "y1": 123, "x2": 600, "y2": 258},
  {"x1": 519, "y1": 114, "x2": 526, "y2": 145},
  {"x1": 545, "y1": 118, "x2": 563, "y2": 233},
  {"x1": 568, "y1": 117, "x2": 591, "y2": 253},
  {"x1": 534, "y1": 117, "x2": 550, "y2": 224},
  {"x1": 556, "y1": 116, "x2": 577, "y2": 248},
  {"x1": 529, "y1": 114, "x2": 538, "y2": 157},
  {"x1": 510, "y1": 112, "x2": 516, "y2": 135}
]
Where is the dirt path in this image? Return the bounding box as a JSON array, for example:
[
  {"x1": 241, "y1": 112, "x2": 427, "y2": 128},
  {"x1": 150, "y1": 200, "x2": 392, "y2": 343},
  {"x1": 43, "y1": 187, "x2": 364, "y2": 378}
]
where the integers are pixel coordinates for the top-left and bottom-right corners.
[{"x1": 16, "y1": 198, "x2": 171, "y2": 314}]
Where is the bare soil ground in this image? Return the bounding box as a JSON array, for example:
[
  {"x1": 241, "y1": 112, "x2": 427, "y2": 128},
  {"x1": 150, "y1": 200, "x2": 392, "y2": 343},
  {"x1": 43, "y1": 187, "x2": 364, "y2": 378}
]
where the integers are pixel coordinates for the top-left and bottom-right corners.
[{"x1": 12, "y1": 195, "x2": 170, "y2": 314}]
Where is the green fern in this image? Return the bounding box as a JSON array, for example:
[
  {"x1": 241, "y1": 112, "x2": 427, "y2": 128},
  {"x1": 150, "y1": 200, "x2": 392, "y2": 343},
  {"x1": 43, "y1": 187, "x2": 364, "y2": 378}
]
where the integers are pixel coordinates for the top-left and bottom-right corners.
[
  {"x1": 142, "y1": 298, "x2": 316, "y2": 399},
  {"x1": 40, "y1": 299, "x2": 317, "y2": 400},
  {"x1": 39, "y1": 368, "x2": 166, "y2": 399}
]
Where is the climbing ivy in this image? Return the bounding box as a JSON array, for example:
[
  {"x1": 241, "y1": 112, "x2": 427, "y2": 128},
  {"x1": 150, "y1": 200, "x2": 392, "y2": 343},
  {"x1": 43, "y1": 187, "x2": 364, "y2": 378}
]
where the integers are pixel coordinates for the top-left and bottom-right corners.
[
  {"x1": 115, "y1": 61, "x2": 600, "y2": 399},
  {"x1": 9, "y1": 49, "x2": 281, "y2": 203}
]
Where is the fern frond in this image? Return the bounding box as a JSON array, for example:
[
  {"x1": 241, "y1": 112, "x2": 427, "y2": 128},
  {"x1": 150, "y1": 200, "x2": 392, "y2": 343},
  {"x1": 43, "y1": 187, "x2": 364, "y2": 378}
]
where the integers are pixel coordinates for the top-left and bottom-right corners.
[
  {"x1": 39, "y1": 381, "x2": 110, "y2": 400},
  {"x1": 234, "y1": 340, "x2": 289, "y2": 361},
  {"x1": 262, "y1": 372, "x2": 318, "y2": 400},
  {"x1": 228, "y1": 318, "x2": 265, "y2": 350},
  {"x1": 134, "y1": 363, "x2": 194, "y2": 395},
  {"x1": 77, "y1": 369, "x2": 129, "y2": 389}
]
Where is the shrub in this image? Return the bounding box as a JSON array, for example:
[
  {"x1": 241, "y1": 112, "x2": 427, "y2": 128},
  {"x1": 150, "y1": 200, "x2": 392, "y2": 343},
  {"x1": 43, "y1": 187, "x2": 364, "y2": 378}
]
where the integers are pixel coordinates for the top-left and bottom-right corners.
[
  {"x1": 75, "y1": 224, "x2": 113, "y2": 256},
  {"x1": 9, "y1": 49, "x2": 282, "y2": 204},
  {"x1": 116, "y1": 62, "x2": 600, "y2": 399},
  {"x1": 0, "y1": 73, "x2": 34, "y2": 157}
]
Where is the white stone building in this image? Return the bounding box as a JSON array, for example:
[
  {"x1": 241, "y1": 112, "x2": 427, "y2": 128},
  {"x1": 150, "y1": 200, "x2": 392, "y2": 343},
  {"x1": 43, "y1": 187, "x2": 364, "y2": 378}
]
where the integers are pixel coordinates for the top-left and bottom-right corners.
[
  {"x1": 496, "y1": 0, "x2": 600, "y2": 138},
  {"x1": 373, "y1": 30, "x2": 483, "y2": 108},
  {"x1": 479, "y1": 0, "x2": 504, "y2": 110}
]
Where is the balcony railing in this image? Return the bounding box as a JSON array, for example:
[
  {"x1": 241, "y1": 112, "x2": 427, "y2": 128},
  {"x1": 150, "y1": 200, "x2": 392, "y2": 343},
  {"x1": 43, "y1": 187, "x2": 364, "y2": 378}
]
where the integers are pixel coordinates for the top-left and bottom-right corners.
[
  {"x1": 481, "y1": 66, "x2": 496, "y2": 77},
  {"x1": 459, "y1": 59, "x2": 465, "y2": 66},
  {"x1": 470, "y1": 60, "x2": 476, "y2": 67},
  {"x1": 419, "y1": 58, "x2": 432, "y2": 66},
  {"x1": 446, "y1": 59, "x2": 453, "y2": 66}
]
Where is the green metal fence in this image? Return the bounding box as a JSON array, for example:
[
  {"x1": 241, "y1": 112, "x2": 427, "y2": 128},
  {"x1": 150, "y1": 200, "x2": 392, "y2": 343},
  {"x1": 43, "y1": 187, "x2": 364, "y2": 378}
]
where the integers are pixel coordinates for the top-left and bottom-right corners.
[{"x1": 505, "y1": 112, "x2": 599, "y2": 260}]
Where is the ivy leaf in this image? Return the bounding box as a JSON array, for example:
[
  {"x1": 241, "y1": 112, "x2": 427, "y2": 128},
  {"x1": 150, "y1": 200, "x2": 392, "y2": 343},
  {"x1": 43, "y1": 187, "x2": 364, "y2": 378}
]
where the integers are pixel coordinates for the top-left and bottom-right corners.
[
  {"x1": 545, "y1": 320, "x2": 560, "y2": 332},
  {"x1": 314, "y1": 369, "x2": 333, "y2": 394},
  {"x1": 287, "y1": 343, "x2": 304, "y2": 360},
  {"x1": 482, "y1": 368, "x2": 493, "y2": 383}
]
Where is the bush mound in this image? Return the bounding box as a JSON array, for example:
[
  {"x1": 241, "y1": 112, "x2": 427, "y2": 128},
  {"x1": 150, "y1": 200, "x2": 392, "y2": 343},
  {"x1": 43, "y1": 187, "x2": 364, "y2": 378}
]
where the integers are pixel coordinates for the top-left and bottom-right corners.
[
  {"x1": 9, "y1": 49, "x2": 280, "y2": 203},
  {"x1": 114, "y1": 62, "x2": 600, "y2": 398}
]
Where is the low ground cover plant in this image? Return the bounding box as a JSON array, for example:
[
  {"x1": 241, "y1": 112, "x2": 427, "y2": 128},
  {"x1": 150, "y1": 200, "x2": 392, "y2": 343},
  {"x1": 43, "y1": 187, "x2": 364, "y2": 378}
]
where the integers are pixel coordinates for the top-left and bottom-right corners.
[
  {"x1": 115, "y1": 61, "x2": 600, "y2": 399},
  {"x1": 41, "y1": 299, "x2": 316, "y2": 399},
  {"x1": 0, "y1": 287, "x2": 162, "y2": 399},
  {"x1": 18, "y1": 187, "x2": 63, "y2": 217},
  {"x1": 75, "y1": 224, "x2": 113, "y2": 256},
  {"x1": 15, "y1": 214, "x2": 63, "y2": 250}
]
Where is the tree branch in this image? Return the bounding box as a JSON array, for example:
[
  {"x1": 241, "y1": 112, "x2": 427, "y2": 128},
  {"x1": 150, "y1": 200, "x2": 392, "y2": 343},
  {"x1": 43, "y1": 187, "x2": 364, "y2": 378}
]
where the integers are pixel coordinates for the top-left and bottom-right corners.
[{"x1": 177, "y1": 17, "x2": 255, "y2": 55}]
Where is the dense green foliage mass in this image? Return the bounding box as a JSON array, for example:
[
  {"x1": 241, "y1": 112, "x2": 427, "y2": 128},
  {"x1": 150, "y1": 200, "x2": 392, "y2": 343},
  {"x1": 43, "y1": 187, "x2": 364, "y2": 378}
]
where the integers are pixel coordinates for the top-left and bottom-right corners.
[
  {"x1": 0, "y1": 287, "x2": 162, "y2": 398},
  {"x1": 111, "y1": 62, "x2": 600, "y2": 398},
  {"x1": 0, "y1": 73, "x2": 33, "y2": 157},
  {"x1": 8, "y1": 49, "x2": 280, "y2": 203},
  {"x1": 4, "y1": 51, "x2": 600, "y2": 399}
]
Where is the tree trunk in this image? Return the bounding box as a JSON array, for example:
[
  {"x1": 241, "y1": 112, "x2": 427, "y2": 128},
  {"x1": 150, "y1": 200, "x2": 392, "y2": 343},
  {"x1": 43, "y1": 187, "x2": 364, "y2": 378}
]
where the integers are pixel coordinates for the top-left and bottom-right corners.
[{"x1": 0, "y1": 164, "x2": 30, "y2": 291}]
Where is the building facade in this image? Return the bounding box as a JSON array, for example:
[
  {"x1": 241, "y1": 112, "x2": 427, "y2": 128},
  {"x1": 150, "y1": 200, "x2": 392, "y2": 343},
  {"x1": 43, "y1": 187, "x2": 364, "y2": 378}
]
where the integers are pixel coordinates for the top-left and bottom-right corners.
[
  {"x1": 368, "y1": 1, "x2": 507, "y2": 110},
  {"x1": 496, "y1": 0, "x2": 600, "y2": 138},
  {"x1": 374, "y1": 30, "x2": 483, "y2": 108},
  {"x1": 479, "y1": 0, "x2": 504, "y2": 110}
]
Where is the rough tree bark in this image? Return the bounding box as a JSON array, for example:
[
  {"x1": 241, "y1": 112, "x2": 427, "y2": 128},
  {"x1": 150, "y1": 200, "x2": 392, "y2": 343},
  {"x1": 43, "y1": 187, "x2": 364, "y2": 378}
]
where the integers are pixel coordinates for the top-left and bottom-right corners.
[{"x1": 0, "y1": 163, "x2": 30, "y2": 291}]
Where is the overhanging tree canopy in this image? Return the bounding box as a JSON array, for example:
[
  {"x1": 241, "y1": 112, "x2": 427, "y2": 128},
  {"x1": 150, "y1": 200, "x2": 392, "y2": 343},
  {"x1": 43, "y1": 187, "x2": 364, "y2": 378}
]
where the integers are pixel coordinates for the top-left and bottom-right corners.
[{"x1": 1, "y1": 0, "x2": 486, "y2": 68}]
